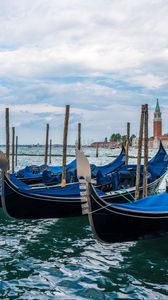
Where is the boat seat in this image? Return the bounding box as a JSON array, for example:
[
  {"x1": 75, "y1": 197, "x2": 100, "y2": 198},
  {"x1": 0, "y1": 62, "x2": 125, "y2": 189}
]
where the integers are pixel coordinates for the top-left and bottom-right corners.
[{"x1": 117, "y1": 170, "x2": 136, "y2": 190}]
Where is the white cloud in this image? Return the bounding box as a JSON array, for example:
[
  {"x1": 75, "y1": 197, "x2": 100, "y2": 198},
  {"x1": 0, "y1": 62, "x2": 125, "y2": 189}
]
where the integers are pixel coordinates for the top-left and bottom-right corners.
[
  {"x1": 0, "y1": 0, "x2": 168, "y2": 143},
  {"x1": 127, "y1": 73, "x2": 168, "y2": 89}
]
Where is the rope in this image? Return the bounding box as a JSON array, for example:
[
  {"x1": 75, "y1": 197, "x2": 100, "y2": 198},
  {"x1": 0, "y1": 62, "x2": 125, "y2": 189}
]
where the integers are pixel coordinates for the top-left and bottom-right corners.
[
  {"x1": 87, "y1": 194, "x2": 114, "y2": 215},
  {"x1": 119, "y1": 188, "x2": 136, "y2": 202},
  {"x1": 105, "y1": 183, "x2": 136, "y2": 202},
  {"x1": 113, "y1": 190, "x2": 132, "y2": 203},
  {"x1": 88, "y1": 186, "x2": 136, "y2": 215},
  {"x1": 88, "y1": 192, "x2": 132, "y2": 215}
]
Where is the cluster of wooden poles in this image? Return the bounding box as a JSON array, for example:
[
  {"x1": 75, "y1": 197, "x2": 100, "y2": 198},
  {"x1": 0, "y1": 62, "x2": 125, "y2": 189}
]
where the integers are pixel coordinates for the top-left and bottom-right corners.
[{"x1": 5, "y1": 105, "x2": 82, "y2": 187}]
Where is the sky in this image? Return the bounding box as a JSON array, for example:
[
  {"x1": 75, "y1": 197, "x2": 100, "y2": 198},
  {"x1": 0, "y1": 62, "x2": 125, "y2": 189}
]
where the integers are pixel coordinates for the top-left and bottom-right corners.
[{"x1": 0, "y1": 0, "x2": 168, "y2": 144}]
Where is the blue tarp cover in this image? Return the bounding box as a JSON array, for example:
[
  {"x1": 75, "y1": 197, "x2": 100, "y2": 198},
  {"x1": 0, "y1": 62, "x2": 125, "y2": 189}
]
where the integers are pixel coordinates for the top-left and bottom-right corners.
[
  {"x1": 16, "y1": 160, "x2": 76, "y2": 179},
  {"x1": 95, "y1": 147, "x2": 125, "y2": 176},
  {"x1": 49, "y1": 159, "x2": 76, "y2": 173},
  {"x1": 148, "y1": 143, "x2": 168, "y2": 178},
  {"x1": 42, "y1": 147, "x2": 125, "y2": 185},
  {"x1": 16, "y1": 164, "x2": 49, "y2": 178},
  {"x1": 113, "y1": 193, "x2": 168, "y2": 212},
  {"x1": 10, "y1": 174, "x2": 105, "y2": 197},
  {"x1": 97, "y1": 142, "x2": 168, "y2": 188}
]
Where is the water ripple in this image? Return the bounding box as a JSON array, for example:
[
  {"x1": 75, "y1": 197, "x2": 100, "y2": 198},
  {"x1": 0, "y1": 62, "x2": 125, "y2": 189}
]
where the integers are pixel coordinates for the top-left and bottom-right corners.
[
  {"x1": 0, "y1": 147, "x2": 168, "y2": 299},
  {"x1": 1, "y1": 214, "x2": 168, "y2": 299}
]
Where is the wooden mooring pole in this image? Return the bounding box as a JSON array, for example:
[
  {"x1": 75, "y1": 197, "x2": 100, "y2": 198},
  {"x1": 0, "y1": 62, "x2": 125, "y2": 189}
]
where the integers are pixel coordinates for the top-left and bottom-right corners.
[
  {"x1": 49, "y1": 139, "x2": 52, "y2": 164},
  {"x1": 135, "y1": 105, "x2": 145, "y2": 200},
  {"x1": 143, "y1": 104, "x2": 148, "y2": 198},
  {"x1": 5, "y1": 107, "x2": 10, "y2": 170},
  {"x1": 96, "y1": 143, "x2": 99, "y2": 157},
  {"x1": 15, "y1": 135, "x2": 18, "y2": 167},
  {"x1": 12, "y1": 127, "x2": 15, "y2": 173},
  {"x1": 44, "y1": 123, "x2": 49, "y2": 165},
  {"x1": 78, "y1": 123, "x2": 81, "y2": 150},
  {"x1": 61, "y1": 105, "x2": 70, "y2": 187},
  {"x1": 125, "y1": 122, "x2": 130, "y2": 165}
]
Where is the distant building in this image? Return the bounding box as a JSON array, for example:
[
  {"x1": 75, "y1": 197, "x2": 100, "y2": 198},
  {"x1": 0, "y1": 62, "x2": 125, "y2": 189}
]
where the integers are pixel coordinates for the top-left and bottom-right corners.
[
  {"x1": 132, "y1": 99, "x2": 168, "y2": 148},
  {"x1": 149, "y1": 99, "x2": 168, "y2": 148},
  {"x1": 153, "y1": 98, "x2": 162, "y2": 138},
  {"x1": 90, "y1": 141, "x2": 121, "y2": 148}
]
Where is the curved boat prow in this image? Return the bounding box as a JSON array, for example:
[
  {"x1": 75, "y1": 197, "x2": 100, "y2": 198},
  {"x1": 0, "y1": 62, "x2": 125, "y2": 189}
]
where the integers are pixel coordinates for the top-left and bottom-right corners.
[
  {"x1": 76, "y1": 149, "x2": 91, "y2": 182},
  {"x1": 76, "y1": 149, "x2": 91, "y2": 215}
]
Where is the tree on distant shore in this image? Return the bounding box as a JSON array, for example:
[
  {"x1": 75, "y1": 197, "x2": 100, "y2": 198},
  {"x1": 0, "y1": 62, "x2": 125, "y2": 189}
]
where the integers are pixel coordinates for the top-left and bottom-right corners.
[
  {"x1": 110, "y1": 133, "x2": 121, "y2": 142},
  {"x1": 110, "y1": 133, "x2": 126, "y2": 142},
  {"x1": 110, "y1": 133, "x2": 136, "y2": 145}
]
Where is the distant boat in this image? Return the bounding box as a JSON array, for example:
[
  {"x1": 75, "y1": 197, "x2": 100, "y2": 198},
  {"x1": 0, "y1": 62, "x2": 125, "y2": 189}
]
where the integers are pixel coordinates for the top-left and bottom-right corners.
[{"x1": 77, "y1": 148, "x2": 168, "y2": 244}]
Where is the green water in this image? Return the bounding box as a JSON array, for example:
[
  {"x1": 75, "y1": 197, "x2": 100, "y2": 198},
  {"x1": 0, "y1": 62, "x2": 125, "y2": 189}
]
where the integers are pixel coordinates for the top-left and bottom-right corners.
[
  {"x1": 0, "y1": 147, "x2": 168, "y2": 299},
  {"x1": 0, "y1": 208, "x2": 168, "y2": 299}
]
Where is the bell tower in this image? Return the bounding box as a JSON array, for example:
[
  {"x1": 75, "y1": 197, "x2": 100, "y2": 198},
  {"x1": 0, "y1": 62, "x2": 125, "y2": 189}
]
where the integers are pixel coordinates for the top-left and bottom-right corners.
[{"x1": 153, "y1": 99, "x2": 162, "y2": 138}]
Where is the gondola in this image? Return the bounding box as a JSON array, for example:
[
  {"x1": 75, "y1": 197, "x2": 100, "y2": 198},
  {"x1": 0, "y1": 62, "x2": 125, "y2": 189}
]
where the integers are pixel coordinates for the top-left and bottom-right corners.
[
  {"x1": 0, "y1": 151, "x2": 105, "y2": 218},
  {"x1": 14, "y1": 145, "x2": 126, "y2": 185},
  {"x1": 77, "y1": 149, "x2": 168, "y2": 244},
  {"x1": 0, "y1": 142, "x2": 167, "y2": 219}
]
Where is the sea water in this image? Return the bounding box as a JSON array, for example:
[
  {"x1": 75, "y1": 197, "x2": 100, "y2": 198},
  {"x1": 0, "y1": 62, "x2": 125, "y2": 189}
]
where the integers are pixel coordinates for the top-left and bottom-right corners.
[{"x1": 0, "y1": 146, "x2": 168, "y2": 299}]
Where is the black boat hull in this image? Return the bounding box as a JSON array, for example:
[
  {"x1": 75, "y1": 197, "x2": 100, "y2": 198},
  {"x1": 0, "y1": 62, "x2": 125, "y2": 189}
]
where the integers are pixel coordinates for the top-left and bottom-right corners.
[
  {"x1": 1, "y1": 174, "x2": 83, "y2": 219},
  {"x1": 87, "y1": 183, "x2": 168, "y2": 244}
]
